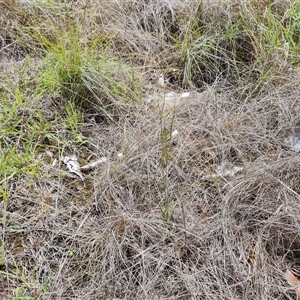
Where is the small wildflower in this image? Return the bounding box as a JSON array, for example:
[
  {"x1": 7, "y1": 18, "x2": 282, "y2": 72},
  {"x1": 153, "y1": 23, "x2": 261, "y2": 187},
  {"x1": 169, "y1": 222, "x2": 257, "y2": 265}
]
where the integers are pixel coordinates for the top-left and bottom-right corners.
[
  {"x1": 171, "y1": 130, "x2": 179, "y2": 138},
  {"x1": 180, "y1": 92, "x2": 190, "y2": 98},
  {"x1": 158, "y1": 73, "x2": 165, "y2": 87},
  {"x1": 52, "y1": 158, "x2": 58, "y2": 167},
  {"x1": 118, "y1": 153, "x2": 123, "y2": 159}
]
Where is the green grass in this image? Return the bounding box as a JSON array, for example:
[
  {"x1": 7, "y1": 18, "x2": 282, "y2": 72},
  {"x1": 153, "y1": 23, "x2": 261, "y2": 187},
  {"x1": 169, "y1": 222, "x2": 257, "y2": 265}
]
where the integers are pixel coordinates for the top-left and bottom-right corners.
[
  {"x1": 32, "y1": 21, "x2": 143, "y2": 118},
  {"x1": 0, "y1": 70, "x2": 41, "y2": 188}
]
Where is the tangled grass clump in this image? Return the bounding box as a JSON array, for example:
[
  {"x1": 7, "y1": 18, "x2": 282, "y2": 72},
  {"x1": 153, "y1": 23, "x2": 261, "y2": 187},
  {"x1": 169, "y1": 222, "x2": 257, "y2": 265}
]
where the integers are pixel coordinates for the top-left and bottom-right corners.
[{"x1": 2, "y1": 1, "x2": 300, "y2": 299}]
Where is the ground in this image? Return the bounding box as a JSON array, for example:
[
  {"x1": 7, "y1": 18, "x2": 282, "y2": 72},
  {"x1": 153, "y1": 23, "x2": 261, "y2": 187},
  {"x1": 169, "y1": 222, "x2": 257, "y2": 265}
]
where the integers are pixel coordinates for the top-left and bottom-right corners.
[{"x1": 1, "y1": 0, "x2": 300, "y2": 299}]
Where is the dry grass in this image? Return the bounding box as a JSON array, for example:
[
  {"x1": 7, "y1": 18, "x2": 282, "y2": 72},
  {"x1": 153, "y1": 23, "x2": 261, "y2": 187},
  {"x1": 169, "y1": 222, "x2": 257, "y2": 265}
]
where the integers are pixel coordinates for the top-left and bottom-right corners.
[{"x1": 1, "y1": 0, "x2": 300, "y2": 299}]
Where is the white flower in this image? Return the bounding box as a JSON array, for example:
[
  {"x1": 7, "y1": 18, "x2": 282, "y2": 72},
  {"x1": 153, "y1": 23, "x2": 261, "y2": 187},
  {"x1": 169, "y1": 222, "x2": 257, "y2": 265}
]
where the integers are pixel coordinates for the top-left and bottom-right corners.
[
  {"x1": 158, "y1": 74, "x2": 165, "y2": 87},
  {"x1": 171, "y1": 130, "x2": 179, "y2": 138},
  {"x1": 118, "y1": 153, "x2": 123, "y2": 159},
  {"x1": 180, "y1": 92, "x2": 190, "y2": 98},
  {"x1": 52, "y1": 158, "x2": 58, "y2": 167}
]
